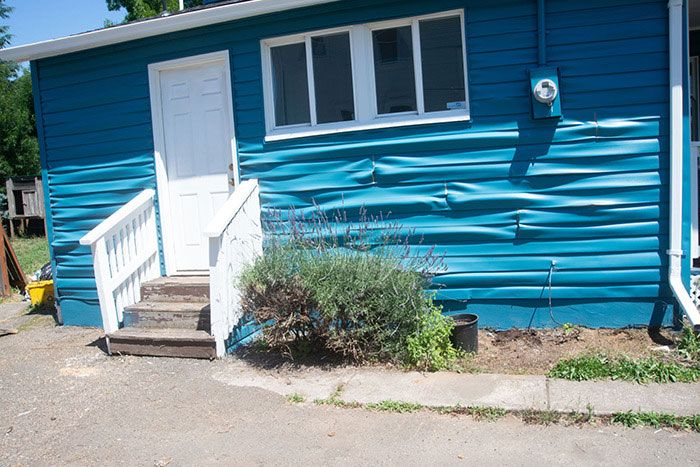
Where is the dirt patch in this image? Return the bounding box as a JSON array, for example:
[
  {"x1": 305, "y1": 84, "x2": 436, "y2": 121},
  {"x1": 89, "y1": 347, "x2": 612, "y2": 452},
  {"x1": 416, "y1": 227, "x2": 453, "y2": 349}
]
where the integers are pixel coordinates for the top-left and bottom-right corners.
[{"x1": 471, "y1": 327, "x2": 677, "y2": 375}]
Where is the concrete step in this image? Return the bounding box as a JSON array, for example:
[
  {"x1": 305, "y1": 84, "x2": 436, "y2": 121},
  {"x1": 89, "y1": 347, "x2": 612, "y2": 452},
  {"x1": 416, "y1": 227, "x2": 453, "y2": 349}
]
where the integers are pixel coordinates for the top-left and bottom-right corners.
[
  {"x1": 140, "y1": 276, "x2": 209, "y2": 302},
  {"x1": 107, "y1": 328, "x2": 216, "y2": 359},
  {"x1": 122, "y1": 301, "x2": 210, "y2": 331}
]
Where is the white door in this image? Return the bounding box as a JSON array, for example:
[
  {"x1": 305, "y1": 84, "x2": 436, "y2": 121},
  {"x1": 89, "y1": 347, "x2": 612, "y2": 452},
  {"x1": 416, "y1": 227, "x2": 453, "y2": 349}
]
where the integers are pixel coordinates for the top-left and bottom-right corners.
[{"x1": 158, "y1": 59, "x2": 236, "y2": 273}]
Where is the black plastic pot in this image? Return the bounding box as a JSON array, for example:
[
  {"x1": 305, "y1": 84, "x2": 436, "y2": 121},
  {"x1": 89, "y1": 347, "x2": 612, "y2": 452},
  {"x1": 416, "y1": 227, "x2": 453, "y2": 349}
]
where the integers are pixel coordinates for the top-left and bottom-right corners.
[{"x1": 450, "y1": 313, "x2": 479, "y2": 354}]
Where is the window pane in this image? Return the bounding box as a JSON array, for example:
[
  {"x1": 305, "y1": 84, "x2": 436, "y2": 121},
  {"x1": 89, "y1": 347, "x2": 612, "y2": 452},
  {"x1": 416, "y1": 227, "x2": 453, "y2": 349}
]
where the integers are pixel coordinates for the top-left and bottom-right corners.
[
  {"x1": 312, "y1": 33, "x2": 355, "y2": 124},
  {"x1": 420, "y1": 16, "x2": 466, "y2": 112},
  {"x1": 372, "y1": 26, "x2": 416, "y2": 114},
  {"x1": 271, "y1": 42, "x2": 310, "y2": 126}
]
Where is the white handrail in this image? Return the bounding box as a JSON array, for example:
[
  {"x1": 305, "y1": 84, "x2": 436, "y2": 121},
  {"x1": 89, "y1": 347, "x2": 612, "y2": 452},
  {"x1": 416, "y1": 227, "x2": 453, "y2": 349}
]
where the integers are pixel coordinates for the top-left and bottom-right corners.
[
  {"x1": 80, "y1": 189, "x2": 161, "y2": 334},
  {"x1": 80, "y1": 189, "x2": 156, "y2": 246},
  {"x1": 204, "y1": 179, "x2": 259, "y2": 238},
  {"x1": 206, "y1": 179, "x2": 262, "y2": 356}
]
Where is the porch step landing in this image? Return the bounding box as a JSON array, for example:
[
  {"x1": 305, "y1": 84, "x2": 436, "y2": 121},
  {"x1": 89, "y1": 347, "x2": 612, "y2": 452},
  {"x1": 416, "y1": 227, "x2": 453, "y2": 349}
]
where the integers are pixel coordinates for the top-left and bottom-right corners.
[{"x1": 107, "y1": 277, "x2": 216, "y2": 359}]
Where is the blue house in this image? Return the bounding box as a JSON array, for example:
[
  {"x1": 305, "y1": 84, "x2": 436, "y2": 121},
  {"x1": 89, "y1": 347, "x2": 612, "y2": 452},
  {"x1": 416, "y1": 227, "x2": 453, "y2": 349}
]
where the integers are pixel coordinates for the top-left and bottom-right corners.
[{"x1": 1, "y1": 0, "x2": 699, "y2": 358}]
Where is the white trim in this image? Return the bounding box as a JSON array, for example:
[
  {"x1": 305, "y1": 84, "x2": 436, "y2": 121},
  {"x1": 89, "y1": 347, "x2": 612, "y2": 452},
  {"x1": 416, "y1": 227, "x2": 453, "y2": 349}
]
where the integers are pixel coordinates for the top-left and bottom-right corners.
[
  {"x1": 147, "y1": 50, "x2": 238, "y2": 276},
  {"x1": 260, "y1": 9, "x2": 470, "y2": 140},
  {"x1": 691, "y1": 142, "x2": 699, "y2": 259},
  {"x1": 0, "y1": 0, "x2": 341, "y2": 62},
  {"x1": 265, "y1": 113, "x2": 471, "y2": 142},
  {"x1": 668, "y1": 0, "x2": 700, "y2": 331}
]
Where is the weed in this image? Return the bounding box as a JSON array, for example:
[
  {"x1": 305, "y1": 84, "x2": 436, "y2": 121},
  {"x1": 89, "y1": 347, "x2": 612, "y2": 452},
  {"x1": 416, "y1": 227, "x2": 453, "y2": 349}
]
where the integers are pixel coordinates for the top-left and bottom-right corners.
[
  {"x1": 466, "y1": 406, "x2": 507, "y2": 421},
  {"x1": 521, "y1": 409, "x2": 561, "y2": 426},
  {"x1": 612, "y1": 411, "x2": 700, "y2": 432},
  {"x1": 677, "y1": 326, "x2": 700, "y2": 363},
  {"x1": 364, "y1": 400, "x2": 424, "y2": 413},
  {"x1": 314, "y1": 384, "x2": 355, "y2": 407},
  {"x1": 562, "y1": 323, "x2": 578, "y2": 335},
  {"x1": 548, "y1": 353, "x2": 700, "y2": 384},
  {"x1": 286, "y1": 393, "x2": 305, "y2": 403},
  {"x1": 405, "y1": 306, "x2": 462, "y2": 371}
]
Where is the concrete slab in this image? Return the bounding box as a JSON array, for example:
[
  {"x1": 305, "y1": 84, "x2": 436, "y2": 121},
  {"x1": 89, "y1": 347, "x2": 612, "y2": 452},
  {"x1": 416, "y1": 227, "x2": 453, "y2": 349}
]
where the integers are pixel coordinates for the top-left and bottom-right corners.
[
  {"x1": 211, "y1": 360, "x2": 358, "y2": 401},
  {"x1": 549, "y1": 379, "x2": 700, "y2": 416},
  {"x1": 342, "y1": 370, "x2": 549, "y2": 410}
]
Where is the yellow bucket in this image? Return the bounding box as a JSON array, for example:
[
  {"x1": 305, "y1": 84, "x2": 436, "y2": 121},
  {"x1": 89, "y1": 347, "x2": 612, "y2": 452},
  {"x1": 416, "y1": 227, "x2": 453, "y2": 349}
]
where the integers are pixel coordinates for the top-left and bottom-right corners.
[{"x1": 26, "y1": 280, "x2": 55, "y2": 307}]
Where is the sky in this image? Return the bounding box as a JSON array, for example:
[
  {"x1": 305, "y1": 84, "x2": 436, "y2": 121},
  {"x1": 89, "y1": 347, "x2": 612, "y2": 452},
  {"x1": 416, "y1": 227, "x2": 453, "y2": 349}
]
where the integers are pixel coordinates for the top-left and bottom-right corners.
[{"x1": 6, "y1": 0, "x2": 125, "y2": 48}]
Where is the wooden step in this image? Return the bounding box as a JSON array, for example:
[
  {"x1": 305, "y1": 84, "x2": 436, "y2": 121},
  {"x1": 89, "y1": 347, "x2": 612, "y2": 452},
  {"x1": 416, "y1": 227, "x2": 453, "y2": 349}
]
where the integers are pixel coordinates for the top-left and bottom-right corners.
[
  {"x1": 122, "y1": 301, "x2": 210, "y2": 331},
  {"x1": 140, "y1": 276, "x2": 209, "y2": 302},
  {"x1": 107, "y1": 328, "x2": 216, "y2": 359}
]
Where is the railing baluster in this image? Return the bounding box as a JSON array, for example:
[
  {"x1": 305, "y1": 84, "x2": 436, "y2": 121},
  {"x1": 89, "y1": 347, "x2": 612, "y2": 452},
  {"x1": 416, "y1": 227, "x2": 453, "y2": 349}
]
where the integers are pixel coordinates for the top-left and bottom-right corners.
[{"x1": 80, "y1": 189, "x2": 160, "y2": 335}]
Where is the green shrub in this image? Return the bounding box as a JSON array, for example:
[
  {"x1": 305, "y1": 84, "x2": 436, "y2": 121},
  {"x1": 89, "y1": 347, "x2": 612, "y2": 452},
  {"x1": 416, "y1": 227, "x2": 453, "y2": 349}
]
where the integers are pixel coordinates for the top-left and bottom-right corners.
[
  {"x1": 405, "y1": 304, "x2": 460, "y2": 371},
  {"x1": 240, "y1": 207, "x2": 459, "y2": 370}
]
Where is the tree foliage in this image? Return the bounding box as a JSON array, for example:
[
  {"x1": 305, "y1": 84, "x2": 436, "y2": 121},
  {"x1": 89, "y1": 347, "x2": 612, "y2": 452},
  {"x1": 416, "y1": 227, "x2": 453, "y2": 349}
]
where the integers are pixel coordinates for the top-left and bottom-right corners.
[
  {"x1": 107, "y1": 0, "x2": 204, "y2": 22},
  {"x1": 0, "y1": 0, "x2": 40, "y2": 181}
]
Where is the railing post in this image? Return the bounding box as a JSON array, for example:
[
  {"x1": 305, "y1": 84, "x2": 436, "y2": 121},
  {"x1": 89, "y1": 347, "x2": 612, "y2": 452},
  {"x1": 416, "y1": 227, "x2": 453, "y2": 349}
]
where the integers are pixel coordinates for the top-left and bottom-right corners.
[{"x1": 92, "y1": 237, "x2": 119, "y2": 334}]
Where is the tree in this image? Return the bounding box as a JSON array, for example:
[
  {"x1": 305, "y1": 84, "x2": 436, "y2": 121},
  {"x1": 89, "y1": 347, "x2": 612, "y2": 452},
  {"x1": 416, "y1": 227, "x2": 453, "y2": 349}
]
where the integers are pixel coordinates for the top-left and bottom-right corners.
[
  {"x1": 0, "y1": 0, "x2": 40, "y2": 181},
  {"x1": 107, "y1": 0, "x2": 204, "y2": 22}
]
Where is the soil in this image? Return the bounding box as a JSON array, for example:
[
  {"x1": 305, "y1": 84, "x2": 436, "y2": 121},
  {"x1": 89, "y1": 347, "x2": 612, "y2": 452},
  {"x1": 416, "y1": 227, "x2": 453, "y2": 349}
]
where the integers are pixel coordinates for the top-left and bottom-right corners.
[
  {"x1": 471, "y1": 327, "x2": 679, "y2": 375},
  {"x1": 235, "y1": 325, "x2": 684, "y2": 376}
]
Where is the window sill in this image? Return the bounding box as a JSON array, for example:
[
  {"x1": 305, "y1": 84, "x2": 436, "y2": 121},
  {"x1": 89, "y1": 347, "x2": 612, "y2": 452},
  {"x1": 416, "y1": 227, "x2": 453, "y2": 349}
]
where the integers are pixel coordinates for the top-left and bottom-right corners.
[{"x1": 264, "y1": 113, "x2": 471, "y2": 142}]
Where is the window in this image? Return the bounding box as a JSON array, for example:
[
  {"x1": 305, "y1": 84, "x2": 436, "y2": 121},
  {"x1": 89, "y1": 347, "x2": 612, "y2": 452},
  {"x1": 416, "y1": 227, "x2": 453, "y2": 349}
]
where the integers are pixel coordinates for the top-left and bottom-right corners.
[{"x1": 262, "y1": 10, "x2": 469, "y2": 139}]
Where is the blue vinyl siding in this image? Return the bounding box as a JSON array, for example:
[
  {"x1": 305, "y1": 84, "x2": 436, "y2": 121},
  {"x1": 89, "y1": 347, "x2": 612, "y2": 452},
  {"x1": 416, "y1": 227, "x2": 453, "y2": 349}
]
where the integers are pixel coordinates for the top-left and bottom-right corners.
[{"x1": 32, "y1": 0, "x2": 686, "y2": 328}]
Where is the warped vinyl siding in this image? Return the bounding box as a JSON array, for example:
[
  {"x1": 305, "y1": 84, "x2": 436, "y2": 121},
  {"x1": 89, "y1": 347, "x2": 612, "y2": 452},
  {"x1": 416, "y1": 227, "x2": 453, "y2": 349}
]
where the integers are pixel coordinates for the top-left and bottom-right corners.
[{"x1": 33, "y1": 0, "x2": 682, "y2": 328}]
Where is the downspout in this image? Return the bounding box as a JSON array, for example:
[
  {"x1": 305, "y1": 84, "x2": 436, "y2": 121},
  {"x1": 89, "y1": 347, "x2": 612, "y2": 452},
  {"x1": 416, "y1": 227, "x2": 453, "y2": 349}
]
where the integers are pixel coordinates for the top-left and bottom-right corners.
[
  {"x1": 537, "y1": 0, "x2": 546, "y2": 66},
  {"x1": 668, "y1": 0, "x2": 700, "y2": 331}
]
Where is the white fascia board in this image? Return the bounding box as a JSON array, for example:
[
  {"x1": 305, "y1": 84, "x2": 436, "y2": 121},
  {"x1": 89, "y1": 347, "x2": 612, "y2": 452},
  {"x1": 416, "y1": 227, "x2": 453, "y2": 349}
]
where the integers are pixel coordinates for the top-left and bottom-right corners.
[{"x1": 0, "y1": 0, "x2": 339, "y2": 62}]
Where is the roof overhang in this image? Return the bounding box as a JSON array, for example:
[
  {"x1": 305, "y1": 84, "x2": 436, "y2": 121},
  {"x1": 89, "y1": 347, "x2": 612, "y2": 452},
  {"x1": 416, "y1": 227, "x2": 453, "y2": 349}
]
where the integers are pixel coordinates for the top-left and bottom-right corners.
[{"x1": 0, "y1": 0, "x2": 340, "y2": 62}]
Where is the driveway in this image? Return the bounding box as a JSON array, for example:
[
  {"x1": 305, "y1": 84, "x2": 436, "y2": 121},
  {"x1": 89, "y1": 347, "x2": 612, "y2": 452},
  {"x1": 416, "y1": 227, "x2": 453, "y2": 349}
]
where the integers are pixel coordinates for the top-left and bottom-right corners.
[{"x1": 0, "y1": 316, "x2": 698, "y2": 466}]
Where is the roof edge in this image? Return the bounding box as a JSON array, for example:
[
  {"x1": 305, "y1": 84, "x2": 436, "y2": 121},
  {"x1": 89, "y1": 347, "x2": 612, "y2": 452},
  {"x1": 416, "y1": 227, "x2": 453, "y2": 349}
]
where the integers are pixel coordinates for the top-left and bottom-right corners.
[{"x1": 0, "y1": 0, "x2": 339, "y2": 62}]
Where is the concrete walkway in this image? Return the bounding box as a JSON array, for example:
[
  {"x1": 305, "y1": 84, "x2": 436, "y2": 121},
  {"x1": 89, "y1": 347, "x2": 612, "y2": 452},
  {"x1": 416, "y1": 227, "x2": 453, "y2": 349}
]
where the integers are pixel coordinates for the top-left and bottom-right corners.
[{"x1": 212, "y1": 361, "x2": 700, "y2": 416}]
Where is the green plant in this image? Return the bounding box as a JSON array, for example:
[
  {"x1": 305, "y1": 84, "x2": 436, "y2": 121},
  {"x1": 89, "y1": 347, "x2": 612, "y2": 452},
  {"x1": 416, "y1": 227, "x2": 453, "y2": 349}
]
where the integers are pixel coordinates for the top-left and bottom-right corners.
[
  {"x1": 286, "y1": 393, "x2": 305, "y2": 403},
  {"x1": 612, "y1": 411, "x2": 700, "y2": 432},
  {"x1": 241, "y1": 207, "x2": 459, "y2": 370},
  {"x1": 548, "y1": 354, "x2": 700, "y2": 384},
  {"x1": 521, "y1": 409, "x2": 561, "y2": 426},
  {"x1": 404, "y1": 303, "x2": 460, "y2": 371},
  {"x1": 467, "y1": 406, "x2": 507, "y2": 421},
  {"x1": 365, "y1": 400, "x2": 424, "y2": 413},
  {"x1": 677, "y1": 326, "x2": 700, "y2": 363},
  {"x1": 548, "y1": 354, "x2": 611, "y2": 381}
]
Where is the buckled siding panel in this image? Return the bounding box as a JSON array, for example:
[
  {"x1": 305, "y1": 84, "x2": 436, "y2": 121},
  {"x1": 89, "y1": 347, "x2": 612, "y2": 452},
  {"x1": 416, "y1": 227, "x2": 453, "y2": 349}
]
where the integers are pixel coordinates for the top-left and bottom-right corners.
[{"x1": 33, "y1": 0, "x2": 680, "y2": 328}]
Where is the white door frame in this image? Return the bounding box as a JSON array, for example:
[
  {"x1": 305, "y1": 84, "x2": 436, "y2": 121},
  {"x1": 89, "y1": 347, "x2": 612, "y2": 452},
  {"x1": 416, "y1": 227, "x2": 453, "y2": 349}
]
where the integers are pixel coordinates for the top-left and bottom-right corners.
[{"x1": 148, "y1": 50, "x2": 239, "y2": 276}]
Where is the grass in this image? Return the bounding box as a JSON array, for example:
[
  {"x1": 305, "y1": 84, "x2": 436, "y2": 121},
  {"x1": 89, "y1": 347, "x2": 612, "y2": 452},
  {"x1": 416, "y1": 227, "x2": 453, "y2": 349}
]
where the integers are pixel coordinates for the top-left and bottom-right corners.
[
  {"x1": 547, "y1": 353, "x2": 700, "y2": 384},
  {"x1": 612, "y1": 411, "x2": 700, "y2": 431},
  {"x1": 305, "y1": 390, "x2": 700, "y2": 433},
  {"x1": 9, "y1": 236, "x2": 49, "y2": 277},
  {"x1": 286, "y1": 393, "x2": 306, "y2": 403},
  {"x1": 364, "y1": 400, "x2": 424, "y2": 413}
]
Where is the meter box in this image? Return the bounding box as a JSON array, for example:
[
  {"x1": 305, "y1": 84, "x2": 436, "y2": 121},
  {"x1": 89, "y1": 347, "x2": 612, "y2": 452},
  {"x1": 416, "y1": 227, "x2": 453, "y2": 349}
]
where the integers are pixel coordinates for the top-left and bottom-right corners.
[{"x1": 529, "y1": 67, "x2": 561, "y2": 119}]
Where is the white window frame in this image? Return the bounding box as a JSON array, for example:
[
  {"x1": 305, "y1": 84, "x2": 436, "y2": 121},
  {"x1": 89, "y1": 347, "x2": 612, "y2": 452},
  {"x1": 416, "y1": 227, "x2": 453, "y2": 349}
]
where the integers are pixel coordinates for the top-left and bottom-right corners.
[{"x1": 261, "y1": 9, "x2": 470, "y2": 141}]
